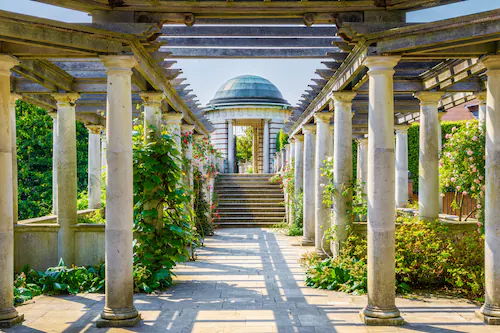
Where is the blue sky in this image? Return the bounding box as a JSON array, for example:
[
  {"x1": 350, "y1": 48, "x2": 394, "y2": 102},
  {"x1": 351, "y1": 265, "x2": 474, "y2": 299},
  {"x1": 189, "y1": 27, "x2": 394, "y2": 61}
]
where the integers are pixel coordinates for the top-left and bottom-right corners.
[{"x1": 1, "y1": 0, "x2": 499, "y2": 106}]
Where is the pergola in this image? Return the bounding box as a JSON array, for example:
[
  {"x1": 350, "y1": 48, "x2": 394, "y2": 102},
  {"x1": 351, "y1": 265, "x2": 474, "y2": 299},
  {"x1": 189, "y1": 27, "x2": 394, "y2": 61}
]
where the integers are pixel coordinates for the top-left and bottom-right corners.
[{"x1": 1, "y1": 0, "x2": 500, "y2": 328}]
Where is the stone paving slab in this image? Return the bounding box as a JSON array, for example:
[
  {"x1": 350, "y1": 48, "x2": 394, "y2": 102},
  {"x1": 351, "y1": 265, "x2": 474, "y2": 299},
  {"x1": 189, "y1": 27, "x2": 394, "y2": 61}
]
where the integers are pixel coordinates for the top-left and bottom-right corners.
[{"x1": 4, "y1": 228, "x2": 500, "y2": 333}]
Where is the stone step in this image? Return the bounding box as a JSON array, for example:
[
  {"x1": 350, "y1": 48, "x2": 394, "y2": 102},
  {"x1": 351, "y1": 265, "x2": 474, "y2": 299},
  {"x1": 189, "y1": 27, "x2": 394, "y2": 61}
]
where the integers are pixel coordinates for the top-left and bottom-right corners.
[
  {"x1": 218, "y1": 211, "x2": 285, "y2": 217},
  {"x1": 218, "y1": 198, "x2": 283, "y2": 203},
  {"x1": 216, "y1": 221, "x2": 280, "y2": 228},
  {"x1": 216, "y1": 184, "x2": 280, "y2": 188},
  {"x1": 216, "y1": 216, "x2": 284, "y2": 222},
  {"x1": 217, "y1": 206, "x2": 285, "y2": 211}
]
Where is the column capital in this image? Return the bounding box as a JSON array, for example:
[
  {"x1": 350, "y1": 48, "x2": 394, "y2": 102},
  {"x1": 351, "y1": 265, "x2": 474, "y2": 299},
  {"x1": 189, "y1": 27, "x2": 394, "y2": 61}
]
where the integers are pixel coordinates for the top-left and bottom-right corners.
[
  {"x1": 302, "y1": 124, "x2": 316, "y2": 134},
  {"x1": 47, "y1": 111, "x2": 57, "y2": 119},
  {"x1": 283, "y1": 144, "x2": 290, "y2": 150},
  {"x1": 437, "y1": 111, "x2": 447, "y2": 121},
  {"x1": 139, "y1": 91, "x2": 164, "y2": 106},
  {"x1": 100, "y1": 55, "x2": 137, "y2": 74},
  {"x1": 293, "y1": 134, "x2": 304, "y2": 141},
  {"x1": 475, "y1": 91, "x2": 487, "y2": 104},
  {"x1": 357, "y1": 137, "x2": 368, "y2": 146},
  {"x1": 363, "y1": 56, "x2": 401, "y2": 73},
  {"x1": 332, "y1": 91, "x2": 357, "y2": 104},
  {"x1": 394, "y1": 125, "x2": 410, "y2": 134},
  {"x1": 481, "y1": 55, "x2": 500, "y2": 71},
  {"x1": 414, "y1": 91, "x2": 444, "y2": 104},
  {"x1": 52, "y1": 93, "x2": 81, "y2": 107},
  {"x1": 164, "y1": 112, "x2": 183, "y2": 125},
  {"x1": 227, "y1": 118, "x2": 233, "y2": 125},
  {"x1": 313, "y1": 111, "x2": 333, "y2": 123},
  {"x1": 263, "y1": 118, "x2": 271, "y2": 123},
  {"x1": 0, "y1": 55, "x2": 19, "y2": 76},
  {"x1": 181, "y1": 124, "x2": 195, "y2": 133},
  {"x1": 10, "y1": 93, "x2": 21, "y2": 105},
  {"x1": 86, "y1": 124, "x2": 105, "y2": 135},
  {"x1": 193, "y1": 133, "x2": 205, "y2": 141}
]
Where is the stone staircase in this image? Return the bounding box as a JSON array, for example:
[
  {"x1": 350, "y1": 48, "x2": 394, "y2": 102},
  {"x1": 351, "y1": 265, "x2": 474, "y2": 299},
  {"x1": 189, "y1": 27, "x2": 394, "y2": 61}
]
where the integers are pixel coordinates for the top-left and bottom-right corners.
[{"x1": 214, "y1": 174, "x2": 286, "y2": 227}]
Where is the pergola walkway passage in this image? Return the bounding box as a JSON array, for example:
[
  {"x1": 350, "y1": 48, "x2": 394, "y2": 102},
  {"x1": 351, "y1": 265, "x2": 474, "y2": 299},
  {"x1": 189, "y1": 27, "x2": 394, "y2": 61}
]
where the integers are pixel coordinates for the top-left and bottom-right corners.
[{"x1": 8, "y1": 228, "x2": 493, "y2": 333}]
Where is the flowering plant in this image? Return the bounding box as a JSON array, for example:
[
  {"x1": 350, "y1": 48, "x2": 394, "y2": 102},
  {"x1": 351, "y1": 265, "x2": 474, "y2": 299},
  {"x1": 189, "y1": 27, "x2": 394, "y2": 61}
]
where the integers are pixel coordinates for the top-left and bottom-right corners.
[{"x1": 439, "y1": 120, "x2": 485, "y2": 223}]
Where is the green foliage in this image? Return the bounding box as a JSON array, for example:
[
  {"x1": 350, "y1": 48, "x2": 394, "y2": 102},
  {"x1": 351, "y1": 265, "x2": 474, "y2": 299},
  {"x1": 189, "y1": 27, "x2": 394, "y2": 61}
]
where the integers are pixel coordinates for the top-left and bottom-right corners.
[
  {"x1": 288, "y1": 190, "x2": 303, "y2": 236},
  {"x1": 193, "y1": 169, "x2": 214, "y2": 240},
  {"x1": 132, "y1": 124, "x2": 196, "y2": 292},
  {"x1": 276, "y1": 129, "x2": 289, "y2": 151},
  {"x1": 236, "y1": 127, "x2": 253, "y2": 163},
  {"x1": 302, "y1": 215, "x2": 484, "y2": 300},
  {"x1": 439, "y1": 120, "x2": 485, "y2": 222},
  {"x1": 14, "y1": 260, "x2": 105, "y2": 305},
  {"x1": 16, "y1": 101, "x2": 89, "y2": 220}
]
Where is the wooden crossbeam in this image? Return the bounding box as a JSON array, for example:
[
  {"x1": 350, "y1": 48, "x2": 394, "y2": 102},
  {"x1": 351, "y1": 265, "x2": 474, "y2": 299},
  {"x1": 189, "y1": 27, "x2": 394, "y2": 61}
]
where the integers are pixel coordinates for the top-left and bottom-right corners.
[
  {"x1": 161, "y1": 26, "x2": 338, "y2": 37},
  {"x1": 160, "y1": 47, "x2": 340, "y2": 58},
  {"x1": 161, "y1": 37, "x2": 340, "y2": 48}
]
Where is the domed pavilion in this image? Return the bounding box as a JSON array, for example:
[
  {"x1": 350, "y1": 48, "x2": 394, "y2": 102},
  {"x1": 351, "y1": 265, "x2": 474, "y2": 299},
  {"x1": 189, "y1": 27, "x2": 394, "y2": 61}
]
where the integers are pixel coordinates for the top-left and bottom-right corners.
[{"x1": 205, "y1": 75, "x2": 291, "y2": 173}]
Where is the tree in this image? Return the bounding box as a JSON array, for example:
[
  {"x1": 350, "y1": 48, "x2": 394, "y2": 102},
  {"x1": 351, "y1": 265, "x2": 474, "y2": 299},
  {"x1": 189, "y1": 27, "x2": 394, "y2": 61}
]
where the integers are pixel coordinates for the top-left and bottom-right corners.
[{"x1": 236, "y1": 127, "x2": 253, "y2": 163}]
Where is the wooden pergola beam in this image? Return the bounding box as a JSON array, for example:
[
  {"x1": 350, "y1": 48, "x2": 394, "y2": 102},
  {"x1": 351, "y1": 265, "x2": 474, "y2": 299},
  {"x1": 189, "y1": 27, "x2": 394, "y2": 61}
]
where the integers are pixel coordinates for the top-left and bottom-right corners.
[
  {"x1": 161, "y1": 26, "x2": 339, "y2": 37},
  {"x1": 161, "y1": 37, "x2": 340, "y2": 48},
  {"x1": 160, "y1": 47, "x2": 341, "y2": 59}
]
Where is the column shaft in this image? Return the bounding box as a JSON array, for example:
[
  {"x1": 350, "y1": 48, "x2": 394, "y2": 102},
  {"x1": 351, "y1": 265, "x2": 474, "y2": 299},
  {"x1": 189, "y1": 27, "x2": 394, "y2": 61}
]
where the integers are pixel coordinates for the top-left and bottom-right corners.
[
  {"x1": 332, "y1": 92, "x2": 356, "y2": 257},
  {"x1": 252, "y1": 126, "x2": 258, "y2": 173},
  {"x1": 0, "y1": 55, "x2": 23, "y2": 327},
  {"x1": 165, "y1": 113, "x2": 183, "y2": 152},
  {"x1": 10, "y1": 95, "x2": 20, "y2": 224},
  {"x1": 395, "y1": 127, "x2": 409, "y2": 208},
  {"x1": 479, "y1": 56, "x2": 500, "y2": 323},
  {"x1": 361, "y1": 56, "x2": 403, "y2": 325},
  {"x1": 314, "y1": 112, "x2": 333, "y2": 255},
  {"x1": 302, "y1": 125, "x2": 316, "y2": 246},
  {"x1": 53, "y1": 92, "x2": 80, "y2": 266},
  {"x1": 87, "y1": 126, "x2": 102, "y2": 209},
  {"x1": 49, "y1": 112, "x2": 58, "y2": 214},
  {"x1": 357, "y1": 138, "x2": 368, "y2": 196},
  {"x1": 141, "y1": 92, "x2": 164, "y2": 142},
  {"x1": 415, "y1": 92, "x2": 443, "y2": 220},
  {"x1": 227, "y1": 120, "x2": 234, "y2": 173},
  {"x1": 294, "y1": 135, "x2": 304, "y2": 196},
  {"x1": 263, "y1": 119, "x2": 270, "y2": 173},
  {"x1": 99, "y1": 55, "x2": 139, "y2": 325}
]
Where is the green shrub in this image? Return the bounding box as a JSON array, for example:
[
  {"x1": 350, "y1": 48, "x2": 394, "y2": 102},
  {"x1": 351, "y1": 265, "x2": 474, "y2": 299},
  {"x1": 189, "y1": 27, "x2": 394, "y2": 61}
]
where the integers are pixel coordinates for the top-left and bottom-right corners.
[
  {"x1": 302, "y1": 215, "x2": 484, "y2": 300},
  {"x1": 276, "y1": 129, "x2": 289, "y2": 151},
  {"x1": 193, "y1": 169, "x2": 214, "y2": 240}
]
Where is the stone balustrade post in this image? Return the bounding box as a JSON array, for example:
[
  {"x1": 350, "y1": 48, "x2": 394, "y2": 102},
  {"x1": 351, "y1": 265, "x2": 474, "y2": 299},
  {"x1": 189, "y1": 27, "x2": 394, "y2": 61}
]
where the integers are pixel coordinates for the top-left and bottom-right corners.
[
  {"x1": 99, "y1": 55, "x2": 140, "y2": 327},
  {"x1": 313, "y1": 112, "x2": 333, "y2": 256},
  {"x1": 332, "y1": 92, "x2": 356, "y2": 257},
  {"x1": 415, "y1": 91, "x2": 443, "y2": 221},
  {"x1": 361, "y1": 56, "x2": 404, "y2": 325},
  {"x1": 52, "y1": 92, "x2": 80, "y2": 266},
  {"x1": 0, "y1": 54, "x2": 24, "y2": 328}
]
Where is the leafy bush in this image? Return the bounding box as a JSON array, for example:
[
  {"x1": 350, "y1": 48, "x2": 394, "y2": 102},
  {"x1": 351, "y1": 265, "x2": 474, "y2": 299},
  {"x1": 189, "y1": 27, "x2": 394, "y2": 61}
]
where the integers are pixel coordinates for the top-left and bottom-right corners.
[
  {"x1": 16, "y1": 101, "x2": 89, "y2": 220},
  {"x1": 132, "y1": 125, "x2": 196, "y2": 292},
  {"x1": 14, "y1": 260, "x2": 105, "y2": 305},
  {"x1": 193, "y1": 169, "x2": 214, "y2": 239},
  {"x1": 276, "y1": 129, "x2": 289, "y2": 151},
  {"x1": 439, "y1": 120, "x2": 485, "y2": 222},
  {"x1": 302, "y1": 215, "x2": 484, "y2": 300}
]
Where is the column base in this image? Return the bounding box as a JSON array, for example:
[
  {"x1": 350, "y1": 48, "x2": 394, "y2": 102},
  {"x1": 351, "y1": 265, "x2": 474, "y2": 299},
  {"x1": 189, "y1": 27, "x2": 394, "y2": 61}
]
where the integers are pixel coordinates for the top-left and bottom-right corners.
[
  {"x1": 0, "y1": 314, "x2": 24, "y2": 328},
  {"x1": 97, "y1": 314, "x2": 141, "y2": 328},
  {"x1": 476, "y1": 309, "x2": 500, "y2": 325},
  {"x1": 360, "y1": 311, "x2": 404, "y2": 326},
  {"x1": 301, "y1": 237, "x2": 314, "y2": 246}
]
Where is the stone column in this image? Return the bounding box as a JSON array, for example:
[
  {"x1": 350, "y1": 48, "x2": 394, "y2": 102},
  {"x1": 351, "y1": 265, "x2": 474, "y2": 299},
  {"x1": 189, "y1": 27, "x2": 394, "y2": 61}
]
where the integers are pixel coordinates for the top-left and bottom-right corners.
[
  {"x1": 476, "y1": 91, "x2": 487, "y2": 123},
  {"x1": 438, "y1": 111, "x2": 446, "y2": 213},
  {"x1": 313, "y1": 112, "x2": 333, "y2": 256},
  {"x1": 302, "y1": 125, "x2": 316, "y2": 246},
  {"x1": 294, "y1": 134, "x2": 304, "y2": 196},
  {"x1": 10, "y1": 94, "x2": 20, "y2": 224},
  {"x1": 252, "y1": 126, "x2": 259, "y2": 173},
  {"x1": 52, "y1": 92, "x2": 80, "y2": 266},
  {"x1": 140, "y1": 92, "x2": 164, "y2": 142},
  {"x1": 227, "y1": 119, "x2": 235, "y2": 173},
  {"x1": 99, "y1": 55, "x2": 140, "y2": 327},
  {"x1": 361, "y1": 56, "x2": 403, "y2": 325},
  {"x1": 283, "y1": 144, "x2": 289, "y2": 167},
  {"x1": 101, "y1": 132, "x2": 107, "y2": 178},
  {"x1": 478, "y1": 55, "x2": 500, "y2": 325},
  {"x1": 332, "y1": 92, "x2": 356, "y2": 257},
  {"x1": 0, "y1": 55, "x2": 23, "y2": 328},
  {"x1": 48, "y1": 111, "x2": 58, "y2": 214},
  {"x1": 263, "y1": 119, "x2": 270, "y2": 173},
  {"x1": 415, "y1": 91, "x2": 443, "y2": 221},
  {"x1": 165, "y1": 113, "x2": 183, "y2": 152},
  {"x1": 289, "y1": 139, "x2": 295, "y2": 167},
  {"x1": 87, "y1": 125, "x2": 103, "y2": 210},
  {"x1": 356, "y1": 138, "x2": 368, "y2": 196},
  {"x1": 395, "y1": 126, "x2": 409, "y2": 208}
]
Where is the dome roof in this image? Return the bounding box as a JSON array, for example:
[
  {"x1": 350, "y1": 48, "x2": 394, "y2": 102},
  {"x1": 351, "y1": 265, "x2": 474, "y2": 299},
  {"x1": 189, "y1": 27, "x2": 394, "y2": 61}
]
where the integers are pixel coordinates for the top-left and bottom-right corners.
[{"x1": 208, "y1": 75, "x2": 289, "y2": 106}]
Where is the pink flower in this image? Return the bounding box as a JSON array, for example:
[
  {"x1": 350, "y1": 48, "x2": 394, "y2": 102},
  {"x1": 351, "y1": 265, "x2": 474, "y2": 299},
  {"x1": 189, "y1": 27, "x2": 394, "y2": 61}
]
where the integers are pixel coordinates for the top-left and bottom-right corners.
[
  {"x1": 471, "y1": 186, "x2": 476, "y2": 191},
  {"x1": 479, "y1": 175, "x2": 484, "y2": 180},
  {"x1": 456, "y1": 186, "x2": 461, "y2": 191},
  {"x1": 445, "y1": 133, "x2": 451, "y2": 139},
  {"x1": 472, "y1": 136, "x2": 478, "y2": 141},
  {"x1": 451, "y1": 177, "x2": 456, "y2": 183},
  {"x1": 452, "y1": 126, "x2": 457, "y2": 132},
  {"x1": 474, "y1": 179, "x2": 480, "y2": 184},
  {"x1": 467, "y1": 150, "x2": 473, "y2": 156},
  {"x1": 440, "y1": 193, "x2": 445, "y2": 197},
  {"x1": 477, "y1": 204, "x2": 482, "y2": 209},
  {"x1": 473, "y1": 167, "x2": 477, "y2": 172},
  {"x1": 462, "y1": 191, "x2": 468, "y2": 196}
]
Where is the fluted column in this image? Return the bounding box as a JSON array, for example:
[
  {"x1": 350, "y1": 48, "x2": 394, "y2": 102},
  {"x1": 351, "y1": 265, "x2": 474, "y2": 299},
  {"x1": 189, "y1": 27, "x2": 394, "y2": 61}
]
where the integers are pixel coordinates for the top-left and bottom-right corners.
[
  {"x1": 302, "y1": 125, "x2": 316, "y2": 246},
  {"x1": 52, "y1": 92, "x2": 80, "y2": 266},
  {"x1": 415, "y1": 91, "x2": 443, "y2": 221},
  {"x1": 477, "y1": 55, "x2": 500, "y2": 325},
  {"x1": 0, "y1": 55, "x2": 23, "y2": 328},
  {"x1": 98, "y1": 55, "x2": 140, "y2": 327},
  {"x1": 476, "y1": 91, "x2": 487, "y2": 123},
  {"x1": 332, "y1": 92, "x2": 356, "y2": 257},
  {"x1": 140, "y1": 92, "x2": 164, "y2": 142},
  {"x1": 263, "y1": 119, "x2": 270, "y2": 173},
  {"x1": 356, "y1": 138, "x2": 368, "y2": 196},
  {"x1": 314, "y1": 112, "x2": 333, "y2": 256},
  {"x1": 227, "y1": 119, "x2": 234, "y2": 173},
  {"x1": 395, "y1": 126, "x2": 409, "y2": 208},
  {"x1": 361, "y1": 56, "x2": 403, "y2": 325},
  {"x1": 10, "y1": 94, "x2": 20, "y2": 224},
  {"x1": 165, "y1": 113, "x2": 183, "y2": 152},
  {"x1": 87, "y1": 125, "x2": 103, "y2": 209}
]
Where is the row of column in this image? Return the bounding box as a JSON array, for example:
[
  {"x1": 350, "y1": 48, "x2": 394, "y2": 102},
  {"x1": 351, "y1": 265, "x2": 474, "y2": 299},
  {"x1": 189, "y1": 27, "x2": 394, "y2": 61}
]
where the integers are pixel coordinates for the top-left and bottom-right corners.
[{"x1": 273, "y1": 55, "x2": 500, "y2": 325}]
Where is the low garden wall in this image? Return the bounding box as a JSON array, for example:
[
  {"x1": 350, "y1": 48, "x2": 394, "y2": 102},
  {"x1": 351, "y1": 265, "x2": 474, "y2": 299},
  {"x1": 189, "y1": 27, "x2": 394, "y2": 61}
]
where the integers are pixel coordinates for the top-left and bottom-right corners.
[{"x1": 14, "y1": 210, "x2": 105, "y2": 271}]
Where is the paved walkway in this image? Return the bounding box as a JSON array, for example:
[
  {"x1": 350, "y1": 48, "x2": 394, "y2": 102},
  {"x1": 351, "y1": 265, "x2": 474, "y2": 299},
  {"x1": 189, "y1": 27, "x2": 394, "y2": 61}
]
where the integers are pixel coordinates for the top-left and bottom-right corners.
[{"x1": 7, "y1": 228, "x2": 500, "y2": 333}]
